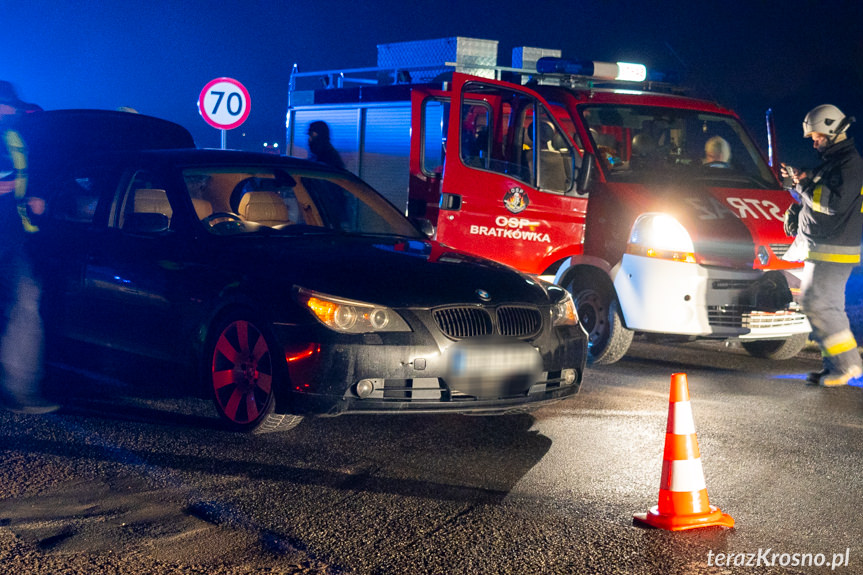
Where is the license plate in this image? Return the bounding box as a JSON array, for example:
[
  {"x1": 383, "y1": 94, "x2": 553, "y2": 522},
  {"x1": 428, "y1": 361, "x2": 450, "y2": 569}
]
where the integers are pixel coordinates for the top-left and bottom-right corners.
[{"x1": 448, "y1": 342, "x2": 541, "y2": 377}]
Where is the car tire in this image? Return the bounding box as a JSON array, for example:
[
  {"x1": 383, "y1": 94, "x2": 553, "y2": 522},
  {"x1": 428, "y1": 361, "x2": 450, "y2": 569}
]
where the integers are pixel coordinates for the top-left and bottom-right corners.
[
  {"x1": 572, "y1": 285, "x2": 633, "y2": 365},
  {"x1": 206, "y1": 312, "x2": 303, "y2": 434},
  {"x1": 740, "y1": 333, "x2": 809, "y2": 360}
]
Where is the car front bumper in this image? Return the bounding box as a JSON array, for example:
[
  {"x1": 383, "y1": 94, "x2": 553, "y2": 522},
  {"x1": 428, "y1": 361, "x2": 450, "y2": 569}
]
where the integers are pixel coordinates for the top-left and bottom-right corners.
[{"x1": 272, "y1": 322, "x2": 586, "y2": 416}]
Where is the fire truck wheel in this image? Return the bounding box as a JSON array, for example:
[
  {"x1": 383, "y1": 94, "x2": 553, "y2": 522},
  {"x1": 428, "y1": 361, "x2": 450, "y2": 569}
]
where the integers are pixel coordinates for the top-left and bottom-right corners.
[
  {"x1": 740, "y1": 333, "x2": 809, "y2": 360},
  {"x1": 573, "y1": 286, "x2": 633, "y2": 365}
]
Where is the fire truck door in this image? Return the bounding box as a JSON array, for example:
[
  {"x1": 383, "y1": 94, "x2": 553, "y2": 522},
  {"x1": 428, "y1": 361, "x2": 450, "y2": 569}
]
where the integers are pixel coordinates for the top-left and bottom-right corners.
[{"x1": 438, "y1": 73, "x2": 587, "y2": 275}]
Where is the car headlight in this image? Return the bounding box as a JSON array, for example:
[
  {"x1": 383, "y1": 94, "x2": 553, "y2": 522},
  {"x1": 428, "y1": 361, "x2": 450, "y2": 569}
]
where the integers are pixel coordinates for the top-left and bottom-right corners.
[
  {"x1": 626, "y1": 212, "x2": 696, "y2": 263},
  {"x1": 551, "y1": 289, "x2": 579, "y2": 327},
  {"x1": 295, "y1": 287, "x2": 411, "y2": 333}
]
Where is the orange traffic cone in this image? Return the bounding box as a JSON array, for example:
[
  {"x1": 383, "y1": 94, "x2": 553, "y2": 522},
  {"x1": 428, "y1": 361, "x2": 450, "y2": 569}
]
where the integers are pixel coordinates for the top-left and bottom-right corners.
[{"x1": 633, "y1": 372, "x2": 734, "y2": 531}]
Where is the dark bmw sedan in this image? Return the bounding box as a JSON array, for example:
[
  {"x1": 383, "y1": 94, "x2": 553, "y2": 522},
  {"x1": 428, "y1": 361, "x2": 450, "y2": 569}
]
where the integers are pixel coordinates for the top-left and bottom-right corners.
[{"x1": 23, "y1": 110, "x2": 587, "y2": 433}]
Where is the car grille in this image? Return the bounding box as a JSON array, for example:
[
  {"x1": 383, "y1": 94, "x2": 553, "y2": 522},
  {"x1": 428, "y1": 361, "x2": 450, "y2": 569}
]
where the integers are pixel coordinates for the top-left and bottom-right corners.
[
  {"x1": 497, "y1": 305, "x2": 543, "y2": 337},
  {"x1": 433, "y1": 305, "x2": 542, "y2": 339}
]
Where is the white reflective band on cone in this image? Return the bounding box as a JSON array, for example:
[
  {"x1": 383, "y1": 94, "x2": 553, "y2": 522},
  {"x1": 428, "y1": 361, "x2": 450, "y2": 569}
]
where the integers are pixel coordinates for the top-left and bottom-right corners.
[
  {"x1": 661, "y1": 458, "x2": 707, "y2": 492},
  {"x1": 670, "y1": 401, "x2": 696, "y2": 435}
]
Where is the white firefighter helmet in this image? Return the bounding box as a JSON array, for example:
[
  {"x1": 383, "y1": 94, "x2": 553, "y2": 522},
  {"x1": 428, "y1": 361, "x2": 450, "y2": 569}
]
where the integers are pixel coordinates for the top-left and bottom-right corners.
[{"x1": 802, "y1": 104, "x2": 848, "y2": 138}]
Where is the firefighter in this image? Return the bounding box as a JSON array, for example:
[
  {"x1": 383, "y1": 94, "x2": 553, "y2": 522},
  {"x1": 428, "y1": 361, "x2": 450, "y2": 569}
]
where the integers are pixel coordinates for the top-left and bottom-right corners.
[
  {"x1": 0, "y1": 81, "x2": 57, "y2": 412},
  {"x1": 781, "y1": 104, "x2": 863, "y2": 387},
  {"x1": 307, "y1": 121, "x2": 345, "y2": 170}
]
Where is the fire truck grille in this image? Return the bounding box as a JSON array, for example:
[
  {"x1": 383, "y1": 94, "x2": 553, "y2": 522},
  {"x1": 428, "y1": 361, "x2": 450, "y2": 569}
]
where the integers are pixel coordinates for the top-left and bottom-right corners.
[
  {"x1": 707, "y1": 305, "x2": 808, "y2": 329},
  {"x1": 770, "y1": 243, "x2": 790, "y2": 259},
  {"x1": 433, "y1": 306, "x2": 542, "y2": 339}
]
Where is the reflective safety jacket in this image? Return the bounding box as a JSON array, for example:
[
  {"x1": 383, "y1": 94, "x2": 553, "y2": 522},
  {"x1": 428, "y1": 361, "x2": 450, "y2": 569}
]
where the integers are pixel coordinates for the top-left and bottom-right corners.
[
  {"x1": 796, "y1": 137, "x2": 863, "y2": 264},
  {"x1": 1, "y1": 127, "x2": 38, "y2": 233}
]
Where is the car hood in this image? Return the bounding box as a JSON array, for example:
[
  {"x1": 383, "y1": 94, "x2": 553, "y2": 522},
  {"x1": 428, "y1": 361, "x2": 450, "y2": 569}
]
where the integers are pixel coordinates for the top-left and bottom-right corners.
[{"x1": 216, "y1": 233, "x2": 552, "y2": 308}]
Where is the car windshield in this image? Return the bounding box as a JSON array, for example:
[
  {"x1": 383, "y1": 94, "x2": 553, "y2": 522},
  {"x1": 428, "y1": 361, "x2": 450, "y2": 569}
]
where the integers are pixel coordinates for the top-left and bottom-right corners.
[
  {"x1": 580, "y1": 105, "x2": 777, "y2": 189},
  {"x1": 182, "y1": 166, "x2": 423, "y2": 237}
]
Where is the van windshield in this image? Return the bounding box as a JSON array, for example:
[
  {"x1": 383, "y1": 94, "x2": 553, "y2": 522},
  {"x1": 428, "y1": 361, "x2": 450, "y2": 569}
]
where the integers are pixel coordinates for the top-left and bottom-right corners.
[{"x1": 579, "y1": 105, "x2": 777, "y2": 189}]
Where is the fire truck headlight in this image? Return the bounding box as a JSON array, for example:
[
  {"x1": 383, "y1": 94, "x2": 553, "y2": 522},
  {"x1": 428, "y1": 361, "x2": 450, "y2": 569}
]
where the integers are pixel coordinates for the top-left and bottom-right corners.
[
  {"x1": 626, "y1": 213, "x2": 696, "y2": 264},
  {"x1": 295, "y1": 287, "x2": 411, "y2": 333}
]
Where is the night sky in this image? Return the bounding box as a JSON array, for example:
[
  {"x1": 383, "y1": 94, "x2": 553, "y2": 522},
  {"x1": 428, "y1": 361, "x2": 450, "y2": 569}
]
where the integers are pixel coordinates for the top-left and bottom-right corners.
[{"x1": 3, "y1": 0, "x2": 861, "y2": 168}]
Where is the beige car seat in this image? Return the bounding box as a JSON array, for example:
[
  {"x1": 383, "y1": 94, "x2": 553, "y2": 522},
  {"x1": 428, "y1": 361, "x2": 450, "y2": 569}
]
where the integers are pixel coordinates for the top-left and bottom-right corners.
[{"x1": 238, "y1": 191, "x2": 291, "y2": 227}]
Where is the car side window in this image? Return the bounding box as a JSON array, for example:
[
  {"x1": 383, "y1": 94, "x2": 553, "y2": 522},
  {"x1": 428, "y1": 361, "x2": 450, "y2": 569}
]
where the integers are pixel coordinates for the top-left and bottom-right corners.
[
  {"x1": 48, "y1": 172, "x2": 104, "y2": 224},
  {"x1": 115, "y1": 170, "x2": 172, "y2": 231}
]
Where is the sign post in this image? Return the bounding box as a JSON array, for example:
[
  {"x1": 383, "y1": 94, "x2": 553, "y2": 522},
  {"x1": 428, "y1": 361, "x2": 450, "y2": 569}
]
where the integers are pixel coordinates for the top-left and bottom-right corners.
[{"x1": 197, "y1": 77, "x2": 251, "y2": 149}]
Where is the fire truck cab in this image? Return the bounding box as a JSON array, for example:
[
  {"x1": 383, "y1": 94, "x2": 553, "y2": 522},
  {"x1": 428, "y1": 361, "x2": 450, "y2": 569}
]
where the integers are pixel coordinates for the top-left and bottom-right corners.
[{"x1": 286, "y1": 37, "x2": 810, "y2": 364}]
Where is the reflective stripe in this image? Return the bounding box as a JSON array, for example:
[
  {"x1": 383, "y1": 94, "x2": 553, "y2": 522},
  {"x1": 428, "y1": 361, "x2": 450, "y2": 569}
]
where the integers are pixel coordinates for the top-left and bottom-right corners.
[
  {"x1": 668, "y1": 401, "x2": 696, "y2": 435},
  {"x1": 823, "y1": 329, "x2": 858, "y2": 357},
  {"x1": 806, "y1": 242, "x2": 861, "y2": 264},
  {"x1": 806, "y1": 251, "x2": 861, "y2": 264},
  {"x1": 2, "y1": 129, "x2": 37, "y2": 233},
  {"x1": 812, "y1": 184, "x2": 827, "y2": 213},
  {"x1": 660, "y1": 458, "x2": 707, "y2": 492},
  {"x1": 3, "y1": 130, "x2": 27, "y2": 200}
]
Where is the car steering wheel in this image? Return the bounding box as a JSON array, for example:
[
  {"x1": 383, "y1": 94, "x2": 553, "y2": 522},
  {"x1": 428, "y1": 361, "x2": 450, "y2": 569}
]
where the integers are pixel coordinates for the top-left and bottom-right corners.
[{"x1": 202, "y1": 211, "x2": 246, "y2": 233}]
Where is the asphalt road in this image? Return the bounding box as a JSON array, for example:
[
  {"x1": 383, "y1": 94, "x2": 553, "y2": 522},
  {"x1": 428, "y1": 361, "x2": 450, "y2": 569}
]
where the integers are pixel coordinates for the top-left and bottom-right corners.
[{"x1": 1, "y1": 338, "x2": 862, "y2": 574}]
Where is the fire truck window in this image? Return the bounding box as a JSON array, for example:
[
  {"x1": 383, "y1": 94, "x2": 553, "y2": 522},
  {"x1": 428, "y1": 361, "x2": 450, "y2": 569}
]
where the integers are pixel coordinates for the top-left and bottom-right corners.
[
  {"x1": 580, "y1": 105, "x2": 775, "y2": 188},
  {"x1": 461, "y1": 83, "x2": 537, "y2": 187},
  {"x1": 422, "y1": 99, "x2": 447, "y2": 176},
  {"x1": 460, "y1": 102, "x2": 491, "y2": 169},
  {"x1": 535, "y1": 106, "x2": 574, "y2": 193}
]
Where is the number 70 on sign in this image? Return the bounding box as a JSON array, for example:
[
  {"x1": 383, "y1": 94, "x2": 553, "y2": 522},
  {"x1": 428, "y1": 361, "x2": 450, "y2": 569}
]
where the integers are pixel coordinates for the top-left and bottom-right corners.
[{"x1": 198, "y1": 77, "x2": 251, "y2": 130}]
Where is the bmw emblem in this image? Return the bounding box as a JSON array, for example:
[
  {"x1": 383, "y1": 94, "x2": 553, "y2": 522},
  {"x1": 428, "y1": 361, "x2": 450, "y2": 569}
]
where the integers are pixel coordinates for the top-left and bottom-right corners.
[{"x1": 476, "y1": 289, "x2": 491, "y2": 302}]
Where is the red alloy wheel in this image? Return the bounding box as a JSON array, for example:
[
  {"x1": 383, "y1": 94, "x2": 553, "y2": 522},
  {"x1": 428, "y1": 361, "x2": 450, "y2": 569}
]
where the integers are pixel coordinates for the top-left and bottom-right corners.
[{"x1": 211, "y1": 319, "x2": 274, "y2": 426}]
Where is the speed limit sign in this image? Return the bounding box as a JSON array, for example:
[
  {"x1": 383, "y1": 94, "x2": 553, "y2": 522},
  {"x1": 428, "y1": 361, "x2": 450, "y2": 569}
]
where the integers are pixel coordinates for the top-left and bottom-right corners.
[{"x1": 198, "y1": 77, "x2": 251, "y2": 130}]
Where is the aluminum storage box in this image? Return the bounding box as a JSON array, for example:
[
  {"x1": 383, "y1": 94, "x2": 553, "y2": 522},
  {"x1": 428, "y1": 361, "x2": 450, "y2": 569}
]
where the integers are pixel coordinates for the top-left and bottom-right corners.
[
  {"x1": 512, "y1": 46, "x2": 562, "y2": 84},
  {"x1": 377, "y1": 37, "x2": 499, "y2": 81},
  {"x1": 512, "y1": 46, "x2": 562, "y2": 70}
]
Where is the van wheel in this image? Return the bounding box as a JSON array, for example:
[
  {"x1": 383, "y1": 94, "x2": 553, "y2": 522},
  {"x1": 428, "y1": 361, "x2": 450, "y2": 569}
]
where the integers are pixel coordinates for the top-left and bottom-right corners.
[
  {"x1": 206, "y1": 314, "x2": 303, "y2": 434},
  {"x1": 573, "y1": 286, "x2": 633, "y2": 365},
  {"x1": 741, "y1": 333, "x2": 809, "y2": 360}
]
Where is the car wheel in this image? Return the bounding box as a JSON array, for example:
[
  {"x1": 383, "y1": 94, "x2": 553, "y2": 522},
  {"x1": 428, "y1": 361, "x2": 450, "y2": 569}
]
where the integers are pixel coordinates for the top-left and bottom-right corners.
[
  {"x1": 740, "y1": 333, "x2": 809, "y2": 360},
  {"x1": 207, "y1": 314, "x2": 302, "y2": 434},
  {"x1": 573, "y1": 285, "x2": 633, "y2": 365}
]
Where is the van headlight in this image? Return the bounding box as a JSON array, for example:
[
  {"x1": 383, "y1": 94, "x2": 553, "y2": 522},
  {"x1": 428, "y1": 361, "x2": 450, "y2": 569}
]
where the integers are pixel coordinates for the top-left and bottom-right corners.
[
  {"x1": 626, "y1": 212, "x2": 696, "y2": 263},
  {"x1": 296, "y1": 287, "x2": 411, "y2": 333}
]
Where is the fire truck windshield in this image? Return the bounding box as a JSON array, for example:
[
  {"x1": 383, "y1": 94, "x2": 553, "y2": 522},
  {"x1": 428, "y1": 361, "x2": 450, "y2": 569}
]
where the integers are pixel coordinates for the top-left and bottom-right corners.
[{"x1": 579, "y1": 105, "x2": 777, "y2": 189}]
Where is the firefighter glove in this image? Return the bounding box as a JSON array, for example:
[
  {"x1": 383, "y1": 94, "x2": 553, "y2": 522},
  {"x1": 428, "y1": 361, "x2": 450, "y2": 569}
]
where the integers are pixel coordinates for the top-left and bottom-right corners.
[{"x1": 783, "y1": 202, "x2": 801, "y2": 237}]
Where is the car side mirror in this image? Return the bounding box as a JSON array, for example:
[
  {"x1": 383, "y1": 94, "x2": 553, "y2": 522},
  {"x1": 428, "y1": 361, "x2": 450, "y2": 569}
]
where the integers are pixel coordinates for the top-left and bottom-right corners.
[
  {"x1": 411, "y1": 217, "x2": 435, "y2": 238},
  {"x1": 124, "y1": 212, "x2": 170, "y2": 233}
]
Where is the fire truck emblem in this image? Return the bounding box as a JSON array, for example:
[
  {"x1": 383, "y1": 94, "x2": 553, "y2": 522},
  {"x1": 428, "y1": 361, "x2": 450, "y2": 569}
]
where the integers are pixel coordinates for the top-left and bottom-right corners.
[{"x1": 503, "y1": 187, "x2": 529, "y2": 214}]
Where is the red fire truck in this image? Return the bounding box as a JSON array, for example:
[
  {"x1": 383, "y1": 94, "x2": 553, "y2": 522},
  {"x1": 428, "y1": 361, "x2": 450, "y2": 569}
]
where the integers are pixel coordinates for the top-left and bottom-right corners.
[{"x1": 285, "y1": 37, "x2": 810, "y2": 364}]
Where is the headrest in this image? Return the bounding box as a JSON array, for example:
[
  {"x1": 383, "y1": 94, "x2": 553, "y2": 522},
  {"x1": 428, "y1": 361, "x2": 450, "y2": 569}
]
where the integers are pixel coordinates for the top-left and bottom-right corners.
[
  {"x1": 133, "y1": 188, "x2": 172, "y2": 217},
  {"x1": 238, "y1": 191, "x2": 289, "y2": 224}
]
